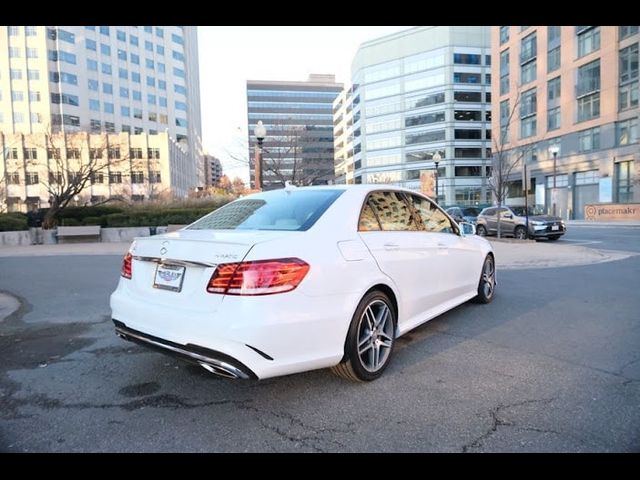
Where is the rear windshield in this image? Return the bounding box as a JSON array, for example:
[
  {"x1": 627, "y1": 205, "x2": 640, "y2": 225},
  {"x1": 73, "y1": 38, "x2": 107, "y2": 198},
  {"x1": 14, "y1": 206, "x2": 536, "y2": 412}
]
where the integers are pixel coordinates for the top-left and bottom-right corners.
[
  {"x1": 462, "y1": 207, "x2": 480, "y2": 216},
  {"x1": 187, "y1": 189, "x2": 344, "y2": 231}
]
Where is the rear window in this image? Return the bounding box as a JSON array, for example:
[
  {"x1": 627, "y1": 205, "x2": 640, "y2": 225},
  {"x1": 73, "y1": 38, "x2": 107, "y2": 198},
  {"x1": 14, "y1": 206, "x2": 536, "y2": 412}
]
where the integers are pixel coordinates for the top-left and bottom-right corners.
[
  {"x1": 187, "y1": 189, "x2": 344, "y2": 231},
  {"x1": 462, "y1": 207, "x2": 480, "y2": 216}
]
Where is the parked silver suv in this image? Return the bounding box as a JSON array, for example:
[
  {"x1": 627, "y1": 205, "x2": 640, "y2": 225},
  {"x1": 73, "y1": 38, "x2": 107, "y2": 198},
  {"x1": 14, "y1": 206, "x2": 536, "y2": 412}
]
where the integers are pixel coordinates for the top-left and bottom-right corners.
[{"x1": 476, "y1": 206, "x2": 566, "y2": 240}]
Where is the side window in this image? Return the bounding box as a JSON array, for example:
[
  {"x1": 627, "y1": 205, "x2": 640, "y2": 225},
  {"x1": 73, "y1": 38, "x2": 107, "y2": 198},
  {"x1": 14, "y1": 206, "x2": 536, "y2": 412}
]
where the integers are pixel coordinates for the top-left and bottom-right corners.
[
  {"x1": 484, "y1": 208, "x2": 496, "y2": 216},
  {"x1": 407, "y1": 194, "x2": 456, "y2": 234},
  {"x1": 358, "y1": 202, "x2": 381, "y2": 231},
  {"x1": 367, "y1": 191, "x2": 418, "y2": 231}
]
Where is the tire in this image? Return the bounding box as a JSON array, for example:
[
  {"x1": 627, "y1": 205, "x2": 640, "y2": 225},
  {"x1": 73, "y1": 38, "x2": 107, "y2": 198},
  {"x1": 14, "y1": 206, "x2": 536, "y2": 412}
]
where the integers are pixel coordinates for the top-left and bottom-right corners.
[
  {"x1": 548, "y1": 235, "x2": 561, "y2": 241},
  {"x1": 474, "y1": 255, "x2": 496, "y2": 304},
  {"x1": 476, "y1": 224, "x2": 488, "y2": 236},
  {"x1": 331, "y1": 290, "x2": 396, "y2": 382},
  {"x1": 514, "y1": 226, "x2": 528, "y2": 240}
]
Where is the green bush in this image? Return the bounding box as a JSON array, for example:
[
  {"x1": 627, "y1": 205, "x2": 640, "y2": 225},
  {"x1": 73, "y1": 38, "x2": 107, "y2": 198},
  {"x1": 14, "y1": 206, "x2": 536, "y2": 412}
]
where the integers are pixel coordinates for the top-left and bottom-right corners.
[
  {"x1": 0, "y1": 215, "x2": 28, "y2": 232},
  {"x1": 59, "y1": 218, "x2": 81, "y2": 226},
  {"x1": 82, "y1": 216, "x2": 104, "y2": 226}
]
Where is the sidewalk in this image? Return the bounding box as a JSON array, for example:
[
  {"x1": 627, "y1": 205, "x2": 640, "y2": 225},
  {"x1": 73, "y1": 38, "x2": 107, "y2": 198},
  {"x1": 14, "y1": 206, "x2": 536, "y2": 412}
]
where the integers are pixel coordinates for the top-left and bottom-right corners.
[
  {"x1": 0, "y1": 242, "x2": 130, "y2": 257},
  {"x1": 566, "y1": 220, "x2": 640, "y2": 227}
]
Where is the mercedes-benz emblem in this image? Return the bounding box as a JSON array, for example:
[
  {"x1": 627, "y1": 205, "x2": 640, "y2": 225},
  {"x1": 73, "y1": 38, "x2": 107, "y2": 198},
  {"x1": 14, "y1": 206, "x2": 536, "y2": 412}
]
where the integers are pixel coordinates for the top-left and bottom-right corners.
[
  {"x1": 160, "y1": 247, "x2": 167, "y2": 255},
  {"x1": 160, "y1": 241, "x2": 169, "y2": 256}
]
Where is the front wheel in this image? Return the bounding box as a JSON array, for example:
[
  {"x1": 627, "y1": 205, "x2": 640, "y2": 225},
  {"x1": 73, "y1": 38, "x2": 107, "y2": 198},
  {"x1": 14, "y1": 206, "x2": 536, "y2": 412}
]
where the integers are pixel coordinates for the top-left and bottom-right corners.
[
  {"x1": 475, "y1": 255, "x2": 496, "y2": 304},
  {"x1": 514, "y1": 226, "x2": 528, "y2": 240},
  {"x1": 476, "y1": 225, "x2": 488, "y2": 236},
  {"x1": 331, "y1": 291, "x2": 396, "y2": 382}
]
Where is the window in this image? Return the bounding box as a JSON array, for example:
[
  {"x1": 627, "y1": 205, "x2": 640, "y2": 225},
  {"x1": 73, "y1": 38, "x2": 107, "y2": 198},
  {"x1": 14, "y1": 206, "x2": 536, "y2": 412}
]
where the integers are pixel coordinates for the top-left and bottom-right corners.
[
  {"x1": 454, "y1": 110, "x2": 482, "y2": 121},
  {"x1": 104, "y1": 102, "x2": 114, "y2": 114},
  {"x1": 103, "y1": 83, "x2": 113, "y2": 95},
  {"x1": 453, "y1": 53, "x2": 481, "y2": 64},
  {"x1": 500, "y1": 26, "x2": 509, "y2": 45},
  {"x1": 577, "y1": 93, "x2": 600, "y2": 122},
  {"x1": 548, "y1": 26, "x2": 561, "y2": 44},
  {"x1": 10, "y1": 69, "x2": 23, "y2": 80},
  {"x1": 27, "y1": 48, "x2": 38, "y2": 58},
  {"x1": 146, "y1": 76, "x2": 155, "y2": 87},
  {"x1": 88, "y1": 79, "x2": 99, "y2": 91},
  {"x1": 156, "y1": 45, "x2": 165, "y2": 55},
  {"x1": 173, "y1": 67, "x2": 185, "y2": 78},
  {"x1": 455, "y1": 166, "x2": 482, "y2": 176},
  {"x1": 616, "y1": 118, "x2": 638, "y2": 146},
  {"x1": 29, "y1": 91, "x2": 41, "y2": 102},
  {"x1": 119, "y1": 67, "x2": 128, "y2": 80},
  {"x1": 90, "y1": 173, "x2": 104, "y2": 184},
  {"x1": 100, "y1": 43, "x2": 111, "y2": 56},
  {"x1": 156, "y1": 27, "x2": 164, "y2": 38},
  {"x1": 24, "y1": 148, "x2": 38, "y2": 160},
  {"x1": 171, "y1": 33, "x2": 184, "y2": 45},
  {"x1": 109, "y1": 172, "x2": 122, "y2": 184},
  {"x1": 577, "y1": 27, "x2": 600, "y2": 58},
  {"x1": 87, "y1": 59, "x2": 98, "y2": 71},
  {"x1": 9, "y1": 47, "x2": 21, "y2": 58},
  {"x1": 174, "y1": 84, "x2": 187, "y2": 95},
  {"x1": 26, "y1": 26, "x2": 37, "y2": 36},
  {"x1": 121, "y1": 106, "x2": 130, "y2": 117},
  {"x1": 578, "y1": 127, "x2": 600, "y2": 151},
  {"x1": 51, "y1": 93, "x2": 79, "y2": 106},
  {"x1": 454, "y1": 91, "x2": 482, "y2": 103},
  {"x1": 12, "y1": 91, "x2": 24, "y2": 102},
  {"x1": 120, "y1": 87, "x2": 129, "y2": 99},
  {"x1": 520, "y1": 32, "x2": 537, "y2": 64},
  {"x1": 131, "y1": 53, "x2": 140, "y2": 65},
  {"x1": 130, "y1": 148, "x2": 143, "y2": 159},
  {"x1": 130, "y1": 35, "x2": 139, "y2": 47},
  {"x1": 133, "y1": 108, "x2": 143, "y2": 119},
  {"x1": 90, "y1": 119, "x2": 101, "y2": 132},
  {"x1": 30, "y1": 112, "x2": 42, "y2": 123},
  {"x1": 172, "y1": 50, "x2": 185, "y2": 62},
  {"x1": 144, "y1": 26, "x2": 152, "y2": 33},
  {"x1": 108, "y1": 147, "x2": 120, "y2": 159},
  {"x1": 521, "y1": 60, "x2": 536, "y2": 84},
  {"x1": 405, "y1": 130, "x2": 446, "y2": 145},
  {"x1": 157, "y1": 62, "x2": 165, "y2": 73},
  {"x1": 455, "y1": 148, "x2": 483, "y2": 158},
  {"x1": 99, "y1": 26, "x2": 110, "y2": 36},
  {"x1": 575, "y1": 170, "x2": 600, "y2": 185},
  {"x1": 619, "y1": 81, "x2": 639, "y2": 111},
  {"x1": 145, "y1": 40, "x2": 153, "y2": 52},
  {"x1": 455, "y1": 129, "x2": 482, "y2": 139},
  {"x1": 548, "y1": 47, "x2": 561, "y2": 72},
  {"x1": 548, "y1": 76, "x2": 561, "y2": 103},
  {"x1": 454, "y1": 72, "x2": 481, "y2": 84},
  {"x1": 26, "y1": 172, "x2": 39, "y2": 185},
  {"x1": 619, "y1": 43, "x2": 639, "y2": 84},
  {"x1": 358, "y1": 202, "x2": 381, "y2": 231},
  {"x1": 158, "y1": 80, "x2": 167, "y2": 90},
  {"x1": 147, "y1": 148, "x2": 160, "y2": 159},
  {"x1": 101, "y1": 63, "x2": 112, "y2": 75},
  {"x1": 89, "y1": 99, "x2": 100, "y2": 111},
  {"x1": 147, "y1": 94, "x2": 156, "y2": 105},
  {"x1": 175, "y1": 117, "x2": 187, "y2": 127},
  {"x1": 131, "y1": 171, "x2": 144, "y2": 183},
  {"x1": 145, "y1": 58, "x2": 154, "y2": 69},
  {"x1": 620, "y1": 26, "x2": 639, "y2": 40},
  {"x1": 66, "y1": 148, "x2": 81, "y2": 159},
  {"x1": 548, "y1": 107, "x2": 561, "y2": 131},
  {"x1": 159, "y1": 97, "x2": 167, "y2": 107},
  {"x1": 47, "y1": 148, "x2": 61, "y2": 159},
  {"x1": 175, "y1": 101, "x2": 187, "y2": 111},
  {"x1": 117, "y1": 49, "x2": 127, "y2": 61},
  {"x1": 104, "y1": 121, "x2": 115, "y2": 132},
  {"x1": 27, "y1": 69, "x2": 40, "y2": 80},
  {"x1": 577, "y1": 60, "x2": 601, "y2": 122},
  {"x1": 132, "y1": 72, "x2": 141, "y2": 83},
  {"x1": 366, "y1": 191, "x2": 416, "y2": 231},
  {"x1": 520, "y1": 88, "x2": 537, "y2": 138},
  {"x1": 615, "y1": 161, "x2": 634, "y2": 203},
  {"x1": 9, "y1": 26, "x2": 20, "y2": 36},
  {"x1": 406, "y1": 194, "x2": 455, "y2": 233},
  {"x1": 7, "y1": 173, "x2": 20, "y2": 184},
  {"x1": 405, "y1": 111, "x2": 445, "y2": 127},
  {"x1": 121, "y1": 125, "x2": 131, "y2": 133},
  {"x1": 117, "y1": 30, "x2": 126, "y2": 42},
  {"x1": 90, "y1": 148, "x2": 103, "y2": 159},
  {"x1": 149, "y1": 171, "x2": 162, "y2": 183}
]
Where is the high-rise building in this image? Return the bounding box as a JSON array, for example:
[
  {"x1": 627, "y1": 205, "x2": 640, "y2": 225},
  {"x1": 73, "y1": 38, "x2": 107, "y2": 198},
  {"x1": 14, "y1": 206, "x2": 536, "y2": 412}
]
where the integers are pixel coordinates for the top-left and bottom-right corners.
[
  {"x1": 492, "y1": 26, "x2": 639, "y2": 219},
  {"x1": 343, "y1": 26, "x2": 492, "y2": 206},
  {"x1": 332, "y1": 87, "x2": 355, "y2": 184},
  {"x1": 203, "y1": 153, "x2": 223, "y2": 187},
  {"x1": 246, "y1": 74, "x2": 342, "y2": 190},
  {"x1": 0, "y1": 25, "x2": 203, "y2": 209}
]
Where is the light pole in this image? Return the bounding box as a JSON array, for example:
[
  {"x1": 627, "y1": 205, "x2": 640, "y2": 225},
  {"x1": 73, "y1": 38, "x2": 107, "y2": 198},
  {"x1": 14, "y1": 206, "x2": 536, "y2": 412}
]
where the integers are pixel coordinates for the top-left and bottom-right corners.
[
  {"x1": 254, "y1": 120, "x2": 266, "y2": 191},
  {"x1": 549, "y1": 146, "x2": 560, "y2": 216},
  {"x1": 433, "y1": 151, "x2": 441, "y2": 204}
]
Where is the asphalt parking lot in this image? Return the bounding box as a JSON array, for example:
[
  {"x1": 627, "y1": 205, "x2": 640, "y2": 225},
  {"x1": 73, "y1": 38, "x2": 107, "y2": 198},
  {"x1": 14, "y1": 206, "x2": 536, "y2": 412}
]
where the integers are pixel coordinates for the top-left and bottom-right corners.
[{"x1": 0, "y1": 226, "x2": 639, "y2": 452}]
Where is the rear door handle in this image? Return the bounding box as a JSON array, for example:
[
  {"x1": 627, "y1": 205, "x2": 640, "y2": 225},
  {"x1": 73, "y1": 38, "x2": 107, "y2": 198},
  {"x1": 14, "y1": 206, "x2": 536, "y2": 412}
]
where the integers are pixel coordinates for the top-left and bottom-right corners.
[
  {"x1": 384, "y1": 242, "x2": 400, "y2": 250},
  {"x1": 437, "y1": 242, "x2": 448, "y2": 248}
]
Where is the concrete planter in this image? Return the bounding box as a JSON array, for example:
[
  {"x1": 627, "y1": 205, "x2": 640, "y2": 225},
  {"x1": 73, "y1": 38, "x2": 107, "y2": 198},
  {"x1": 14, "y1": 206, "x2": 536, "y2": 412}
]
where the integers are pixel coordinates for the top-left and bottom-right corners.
[
  {"x1": 101, "y1": 227, "x2": 151, "y2": 243},
  {"x1": 0, "y1": 230, "x2": 31, "y2": 246}
]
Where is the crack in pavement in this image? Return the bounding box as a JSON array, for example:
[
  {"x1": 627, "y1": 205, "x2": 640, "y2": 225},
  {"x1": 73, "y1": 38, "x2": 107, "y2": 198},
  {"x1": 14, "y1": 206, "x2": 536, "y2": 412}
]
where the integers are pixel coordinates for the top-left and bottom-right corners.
[
  {"x1": 237, "y1": 404, "x2": 352, "y2": 452},
  {"x1": 461, "y1": 398, "x2": 557, "y2": 453}
]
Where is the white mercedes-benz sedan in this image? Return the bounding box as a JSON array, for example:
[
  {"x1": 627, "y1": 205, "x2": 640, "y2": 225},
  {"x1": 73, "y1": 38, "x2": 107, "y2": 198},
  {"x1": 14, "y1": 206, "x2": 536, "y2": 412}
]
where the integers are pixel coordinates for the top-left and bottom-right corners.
[{"x1": 110, "y1": 185, "x2": 495, "y2": 382}]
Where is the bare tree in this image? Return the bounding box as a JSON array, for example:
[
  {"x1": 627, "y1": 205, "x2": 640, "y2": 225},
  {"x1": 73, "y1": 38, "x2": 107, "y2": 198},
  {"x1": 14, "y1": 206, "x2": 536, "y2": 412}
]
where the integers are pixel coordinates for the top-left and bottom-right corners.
[
  {"x1": 488, "y1": 90, "x2": 540, "y2": 238},
  {"x1": 27, "y1": 130, "x2": 129, "y2": 228}
]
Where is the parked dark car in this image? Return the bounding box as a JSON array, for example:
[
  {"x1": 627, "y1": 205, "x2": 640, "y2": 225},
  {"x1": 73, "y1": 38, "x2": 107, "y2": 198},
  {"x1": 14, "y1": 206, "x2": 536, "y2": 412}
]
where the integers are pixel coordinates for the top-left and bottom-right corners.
[
  {"x1": 476, "y1": 206, "x2": 566, "y2": 240},
  {"x1": 445, "y1": 206, "x2": 481, "y2": 225}
]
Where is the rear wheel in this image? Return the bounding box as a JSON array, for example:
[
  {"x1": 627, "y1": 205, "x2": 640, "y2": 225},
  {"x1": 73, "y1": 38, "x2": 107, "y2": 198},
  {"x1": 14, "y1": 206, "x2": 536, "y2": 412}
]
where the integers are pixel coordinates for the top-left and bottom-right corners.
[
  {"x1": 476, "y1": 225, "x2": 488, "y2": 236},
  {"x1": 331, "y1": 291, "x2": 396, "y2": 382},
  {"x1": 514, "y1": 226, "x2": 528, "y2": 240},
  {"x1": 475, "y1": 255, "x2": 496, "y2": 304}
]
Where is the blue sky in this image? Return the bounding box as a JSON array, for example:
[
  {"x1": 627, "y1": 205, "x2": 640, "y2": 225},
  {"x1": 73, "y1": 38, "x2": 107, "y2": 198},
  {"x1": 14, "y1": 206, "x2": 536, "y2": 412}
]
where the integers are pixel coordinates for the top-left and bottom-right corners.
[{"x1": 197, "y1": 26, "x2": 413, "y2": 182}]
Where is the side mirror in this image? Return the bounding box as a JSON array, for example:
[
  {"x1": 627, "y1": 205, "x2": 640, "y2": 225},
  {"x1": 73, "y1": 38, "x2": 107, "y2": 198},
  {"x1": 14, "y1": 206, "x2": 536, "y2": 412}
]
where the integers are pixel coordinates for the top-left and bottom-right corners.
[{"x1": 460, "y1": 222, "x2": 476, "y2": 235}]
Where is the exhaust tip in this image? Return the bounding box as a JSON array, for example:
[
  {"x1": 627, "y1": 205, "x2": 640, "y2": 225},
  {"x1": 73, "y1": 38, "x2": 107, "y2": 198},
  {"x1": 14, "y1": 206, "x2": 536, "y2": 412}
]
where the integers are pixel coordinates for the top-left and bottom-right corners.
[{"x1": 198, "y1": 362, "x2": 239, "y2": 379}]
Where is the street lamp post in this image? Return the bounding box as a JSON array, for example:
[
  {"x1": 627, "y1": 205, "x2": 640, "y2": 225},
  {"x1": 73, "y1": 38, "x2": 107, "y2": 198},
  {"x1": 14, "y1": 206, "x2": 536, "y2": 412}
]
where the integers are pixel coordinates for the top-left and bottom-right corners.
[
  {"x1": 433, "y1": 151, "x2": 441, "y2": 204},
  {"x1": 254, "y1": 120, "x2": 266, "y2": 191},
  {"x1": 549, "y1": 146, "x2": 560, "y2": 217}
]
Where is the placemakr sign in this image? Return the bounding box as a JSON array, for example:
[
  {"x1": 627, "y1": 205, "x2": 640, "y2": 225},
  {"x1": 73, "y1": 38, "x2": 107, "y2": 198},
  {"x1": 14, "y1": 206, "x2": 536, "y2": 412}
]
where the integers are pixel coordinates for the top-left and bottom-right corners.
[{"x1": 584, "y1": 203, "x2": 640, "y2": 221}]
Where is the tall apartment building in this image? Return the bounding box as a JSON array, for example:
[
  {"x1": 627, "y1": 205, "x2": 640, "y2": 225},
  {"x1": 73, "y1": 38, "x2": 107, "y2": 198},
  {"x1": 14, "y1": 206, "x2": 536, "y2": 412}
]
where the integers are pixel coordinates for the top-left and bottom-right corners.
[
  {"x1": 333, "y1": 87, "x2": 355, "y2": 184},
  {"x1": 246, "y1": 74, "x2": 342, "y2": 190},
  {"x1": 492, "y1": 26, "x2": 639, "y2": 219},
  {"x1": 342, "y1": 26, "x2": 492, "y2": 206},
  {"x1": 203, "y1": 153, "x2": 223, "y2": 187},
  {"x1": 0, "y1": 25, "x2": 203, "y2": 209}
]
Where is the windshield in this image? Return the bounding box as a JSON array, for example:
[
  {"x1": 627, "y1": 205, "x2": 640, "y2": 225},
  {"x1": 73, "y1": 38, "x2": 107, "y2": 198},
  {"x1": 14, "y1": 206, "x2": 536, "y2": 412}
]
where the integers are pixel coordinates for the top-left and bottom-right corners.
[
  {"x1": 187, "y1": 189, "x2": 344, "y2": 231},
  {"x1": 462, "y1": 207, "x2": 480, "y2": 216}
]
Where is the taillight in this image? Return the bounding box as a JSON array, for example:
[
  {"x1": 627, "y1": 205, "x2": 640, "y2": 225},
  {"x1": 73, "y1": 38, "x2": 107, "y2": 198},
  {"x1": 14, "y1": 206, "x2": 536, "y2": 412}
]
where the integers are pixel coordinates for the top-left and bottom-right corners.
[
  {"x1": 207, "y1": 258, "x2": 309, "y2": 296},
  {"x1": 121, "y1": 253, "x2": 132, "y2": 279}
]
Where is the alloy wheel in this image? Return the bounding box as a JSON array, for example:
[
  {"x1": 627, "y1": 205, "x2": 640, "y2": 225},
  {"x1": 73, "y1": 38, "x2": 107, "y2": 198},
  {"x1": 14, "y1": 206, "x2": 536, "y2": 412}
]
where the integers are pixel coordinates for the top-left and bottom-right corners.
[{"x1": 357, "y1": 299, "x2": 394, "y2": 372}]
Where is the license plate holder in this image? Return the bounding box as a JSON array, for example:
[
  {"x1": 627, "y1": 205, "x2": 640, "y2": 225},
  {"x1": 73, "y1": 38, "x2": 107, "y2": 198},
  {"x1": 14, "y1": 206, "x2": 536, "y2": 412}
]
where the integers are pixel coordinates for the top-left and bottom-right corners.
[{"x1": 153, "y1": 263, "x2": 186, "y2": 292}]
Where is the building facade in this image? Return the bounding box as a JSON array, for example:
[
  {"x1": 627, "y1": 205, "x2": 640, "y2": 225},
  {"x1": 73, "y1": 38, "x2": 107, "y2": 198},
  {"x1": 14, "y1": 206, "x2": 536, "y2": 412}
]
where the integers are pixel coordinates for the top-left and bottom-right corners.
[
  {"x1": 1, "y1": 25, "x2": 203, "y2": 209},
  {"x1": 343, "y1": 26, "x2": 492, "y2": 206},
  {"x1": 332, "y1": 87, "x2": 355, "y2": 184},
  {"x1": 203, "y1": 153, "x2": 223, "y2": 187},
  {"x1": 0, "y1": 131, "x2": 189, "y2": 212},
  {"x1": 246, "y1": 74, "x2": 342, "y2": 190},
  {"x1": 492, "y1": 26, "x2": 639, "y2": 219}
]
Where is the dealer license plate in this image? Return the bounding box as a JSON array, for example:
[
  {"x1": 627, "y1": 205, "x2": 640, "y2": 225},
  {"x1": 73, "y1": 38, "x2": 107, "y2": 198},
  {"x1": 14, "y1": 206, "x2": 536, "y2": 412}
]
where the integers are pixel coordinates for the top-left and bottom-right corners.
[
  {"x1": 153, "y1": 264, "x2": 186, "y2": 292},
  {"x1": 551, "y1": 225, "x2": 559, "y2": 231}
]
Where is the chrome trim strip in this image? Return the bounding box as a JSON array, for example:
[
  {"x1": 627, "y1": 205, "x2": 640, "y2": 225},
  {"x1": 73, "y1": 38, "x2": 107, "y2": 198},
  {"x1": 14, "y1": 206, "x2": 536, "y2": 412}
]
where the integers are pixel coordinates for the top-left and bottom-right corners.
[
  {"x1": 133, "y1": 256, "x2": 217, "y2": 268},
  {"x1": 115, "y1": 327, "x2": 249, "y2": 379}
]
